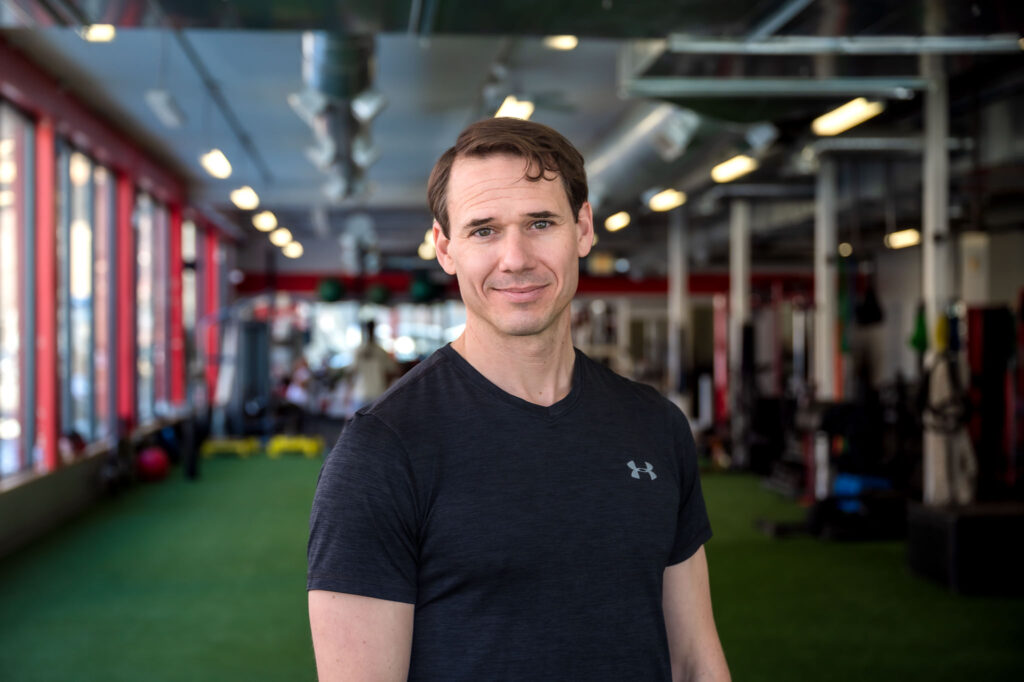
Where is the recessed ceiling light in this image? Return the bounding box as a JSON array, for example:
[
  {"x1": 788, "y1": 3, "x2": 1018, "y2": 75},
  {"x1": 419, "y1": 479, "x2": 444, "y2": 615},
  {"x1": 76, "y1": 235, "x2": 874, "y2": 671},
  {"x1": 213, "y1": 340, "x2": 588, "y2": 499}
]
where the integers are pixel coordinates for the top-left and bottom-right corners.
[
  {"x1": 199, "y1": 148, "x2": 232, "y2": 179},
  {"x1": 270, "y1": 227, "x2": 292, "y2": 247},
  {"x1": 252, "y1": 211, "x2": 277, "y2": 232},
  {"x1": 282, "y1": 241, "x2": 304, "y2": 259},
  {"x1": 230, "y1": 186, "x2": 260, "y2": 211}
]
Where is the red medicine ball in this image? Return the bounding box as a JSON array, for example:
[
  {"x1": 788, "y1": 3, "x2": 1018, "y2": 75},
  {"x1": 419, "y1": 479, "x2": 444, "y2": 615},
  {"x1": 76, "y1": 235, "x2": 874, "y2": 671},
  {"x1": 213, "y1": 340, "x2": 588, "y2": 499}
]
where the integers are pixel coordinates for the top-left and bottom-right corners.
[{"x1": 137, "y1": 446, "x2": 170, "y2": 481}]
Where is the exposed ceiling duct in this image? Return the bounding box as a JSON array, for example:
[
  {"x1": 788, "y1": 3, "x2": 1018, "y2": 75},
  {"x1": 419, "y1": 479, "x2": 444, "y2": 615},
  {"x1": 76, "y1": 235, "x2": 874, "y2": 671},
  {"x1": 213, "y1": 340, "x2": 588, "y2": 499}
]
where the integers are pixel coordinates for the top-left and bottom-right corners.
[
  {"x1": 289, "y1": 31, "x2": 387, "y2": 203},
  {"x1": 584, "y1": 101, "x2": 705, "y2": 213}
]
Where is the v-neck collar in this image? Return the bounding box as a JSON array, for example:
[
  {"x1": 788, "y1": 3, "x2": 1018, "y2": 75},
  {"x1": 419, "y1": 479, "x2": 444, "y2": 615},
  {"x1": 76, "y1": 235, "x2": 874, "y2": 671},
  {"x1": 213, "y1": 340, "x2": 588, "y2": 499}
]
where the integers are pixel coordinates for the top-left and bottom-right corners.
[{"x1": 439, "y1": 344, "x2": 584, "y2": 420}]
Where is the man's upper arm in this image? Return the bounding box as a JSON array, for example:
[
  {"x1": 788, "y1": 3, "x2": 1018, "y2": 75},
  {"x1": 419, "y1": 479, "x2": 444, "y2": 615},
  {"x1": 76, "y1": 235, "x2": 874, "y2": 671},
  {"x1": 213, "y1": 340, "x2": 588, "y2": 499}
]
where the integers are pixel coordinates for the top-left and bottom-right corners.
[
  {"x1": 663, "y1": 546, "x2": 731, "y2": 682},
  {"x1": 309, "y1": 590, "x2": 414, "y2": 682}
]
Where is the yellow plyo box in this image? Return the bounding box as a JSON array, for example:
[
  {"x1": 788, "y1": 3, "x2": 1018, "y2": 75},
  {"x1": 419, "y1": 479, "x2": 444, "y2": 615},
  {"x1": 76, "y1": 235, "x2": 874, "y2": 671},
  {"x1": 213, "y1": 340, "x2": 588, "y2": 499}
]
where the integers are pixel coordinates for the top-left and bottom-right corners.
[
  {"x1": 266, "y1": 435, "x2": 324, "y2": 459},
  {"x1": 199, "y1": 438, "x2": 261, "y2": 459}
]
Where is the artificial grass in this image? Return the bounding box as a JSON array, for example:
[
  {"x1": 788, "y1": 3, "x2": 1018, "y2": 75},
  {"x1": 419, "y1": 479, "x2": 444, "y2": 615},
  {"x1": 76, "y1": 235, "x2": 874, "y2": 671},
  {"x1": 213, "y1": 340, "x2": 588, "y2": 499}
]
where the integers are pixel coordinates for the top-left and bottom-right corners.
[{"x1": 0, "y1": 459, "x2": 1021, "y2": 681}]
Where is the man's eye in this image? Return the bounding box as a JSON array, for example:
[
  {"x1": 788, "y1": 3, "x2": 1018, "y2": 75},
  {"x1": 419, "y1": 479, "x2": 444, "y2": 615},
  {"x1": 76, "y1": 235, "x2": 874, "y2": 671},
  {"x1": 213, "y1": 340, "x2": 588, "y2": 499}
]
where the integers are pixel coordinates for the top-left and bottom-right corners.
[
  {"x1": 472, "y1": 227, "x2": 494, "y2": 237},
  {"x1": 532, "y1": 220, "x2": 551, "y2": 230}
]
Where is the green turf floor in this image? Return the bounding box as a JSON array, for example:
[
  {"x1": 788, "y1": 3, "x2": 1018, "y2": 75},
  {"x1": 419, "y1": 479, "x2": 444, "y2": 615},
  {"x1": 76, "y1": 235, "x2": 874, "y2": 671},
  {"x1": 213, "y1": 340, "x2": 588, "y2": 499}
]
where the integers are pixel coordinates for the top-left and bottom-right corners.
[{"x1": 1, "y1": 457, "x2": 1022, "y2": 681}]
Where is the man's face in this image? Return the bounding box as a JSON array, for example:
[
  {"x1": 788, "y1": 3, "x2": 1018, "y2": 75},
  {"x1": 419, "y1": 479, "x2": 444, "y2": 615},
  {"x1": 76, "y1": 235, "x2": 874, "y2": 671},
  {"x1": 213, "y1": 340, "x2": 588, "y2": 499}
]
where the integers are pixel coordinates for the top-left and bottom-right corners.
[{"x1": 434, "y1": 153, "x2": 593, "y2": 341}]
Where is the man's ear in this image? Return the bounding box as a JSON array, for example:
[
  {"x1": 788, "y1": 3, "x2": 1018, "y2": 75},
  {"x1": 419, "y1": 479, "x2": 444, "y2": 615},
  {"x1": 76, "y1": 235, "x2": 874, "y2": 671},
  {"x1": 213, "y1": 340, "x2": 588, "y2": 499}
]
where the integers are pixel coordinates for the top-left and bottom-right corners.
[
  {"x1": 576, "y1": 202, "x2": 594, "y2": 258},
  {"x1": 433, "y1": 221, "x2": 456, "y2": 275}
]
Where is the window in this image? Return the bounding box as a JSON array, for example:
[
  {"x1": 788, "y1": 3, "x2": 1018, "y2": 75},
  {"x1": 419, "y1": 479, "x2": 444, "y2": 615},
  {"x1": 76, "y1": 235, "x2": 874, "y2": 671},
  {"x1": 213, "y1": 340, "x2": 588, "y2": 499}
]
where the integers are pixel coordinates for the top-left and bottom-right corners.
[
  {"x1": 182, "y1": 219, "x2": 206, "y2": 410},
  {"x1": 0, "y1": 103, "x2": 32, "y2": 478},
  {"x1": 93, "y1": 165, "x2": 114, "y2": 441},
  {"x1": 136, "y1": 193, "x2": 156, "y2": 423},
  {"x1": 61, "y1": 150, "x2": 95, "y2": 442},
  {"x1": 136, "y1": 193, "x2": 171, "y2": 423}
]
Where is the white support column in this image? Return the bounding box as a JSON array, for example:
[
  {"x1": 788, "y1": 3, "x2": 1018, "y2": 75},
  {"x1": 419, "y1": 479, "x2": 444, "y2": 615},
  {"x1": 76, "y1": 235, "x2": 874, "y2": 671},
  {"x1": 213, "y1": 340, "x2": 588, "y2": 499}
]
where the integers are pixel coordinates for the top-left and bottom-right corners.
[
  {"x1": 921, "y1": 0, "x2": 953, "y2": 506},
  {"x1": 921, "y1": 52, "x2": 950, "y2": 344},
  {"x1": 729, "y1": 199, "x2": 751, "y2": 467},
  {"x1": 814, "y1": 157, "x2": 838, "y2": 402},
  {"x1": 667, "y1": 208, "x2": 690, "y2": 408},
  {"x1": 813, "y1": 156, "x2": 838, "y2": 499}
]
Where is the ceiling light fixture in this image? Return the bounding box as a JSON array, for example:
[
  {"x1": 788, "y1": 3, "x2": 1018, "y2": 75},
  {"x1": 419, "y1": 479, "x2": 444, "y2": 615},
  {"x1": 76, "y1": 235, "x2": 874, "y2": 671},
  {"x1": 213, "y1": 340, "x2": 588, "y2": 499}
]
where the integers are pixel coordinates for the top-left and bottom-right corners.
[
  {"x1": 80, "y1": 24, "x2": 116, "y2": 43},
  {"x1": 418, "y1": 241, "x2": 436, "y2": 260},
  {"x1": 269, "y1": 227, "x2": 292, "y2": 247},
  {"x1": 648, "y1": 188, "x2": 687, "y2": 212},
  {"x1": 0, "y1": 161, "x2": 16, "y2": 184},
  {"x1": 282, "y1": 241, "x2": 304, "y2": 259},
  {"x1": 838, "y1": 242, "x2": 853, "y2": 257},
  {"x1": 252, "y1": 211, "x2": 277, "y2": 232},
  {"x1": 543, "y1": 35, "x2": 579, "y2": 51},
  {"x1": 711, "y1": 154, "x2": 758, "y2": 183},
  {"x1": 884, "y1": 228, "x2": 921, "y2": 250},
  {"x1": 199, "y1": 148, "x2": 232, "y2": 179},
  {"x1": 0, "y1": 190, "x2": 13, "y2": 207},
  {"x1": 145, "y1": 89, "x2": 185, "y2": 129},
  {"x1": 604, "y1": 211, "x2": 631, "y2": 232},
  {"x1": 812, "y1": 97, "x2": 886, "y2": 136},
  {"x1": 230, "y1": 186, "x2": 260, "y2": 211},
  {"x1": 495, "y1": 95, "x2": 535, "y2": 121}
]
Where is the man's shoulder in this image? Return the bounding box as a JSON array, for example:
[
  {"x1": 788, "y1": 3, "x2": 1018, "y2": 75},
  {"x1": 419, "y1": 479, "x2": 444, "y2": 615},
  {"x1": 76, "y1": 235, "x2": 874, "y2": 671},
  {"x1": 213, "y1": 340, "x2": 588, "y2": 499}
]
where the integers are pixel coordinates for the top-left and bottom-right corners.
[
  {"x1": 576, "y1": 348, "x2": 673, "y2": 409},
  {"x1": 358, "y1": 346, "x2": 458, "y2": 421}
]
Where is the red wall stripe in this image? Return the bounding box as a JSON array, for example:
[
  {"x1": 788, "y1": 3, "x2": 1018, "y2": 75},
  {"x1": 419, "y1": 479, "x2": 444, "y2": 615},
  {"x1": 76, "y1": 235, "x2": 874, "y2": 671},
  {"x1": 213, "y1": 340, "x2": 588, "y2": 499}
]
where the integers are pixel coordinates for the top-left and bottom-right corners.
[
  {"x1": 168, "y1": 204, "x2": 185, "y2": 404},
  {"x1": 204, "y1": 229, "x2": 220, "y2": 404},
  {"x1": 115, "y1": 173, "x2": 136, "y2": 430},
  {"x1": 34, "y1": 117, "x2": 59, "y2": 472}
]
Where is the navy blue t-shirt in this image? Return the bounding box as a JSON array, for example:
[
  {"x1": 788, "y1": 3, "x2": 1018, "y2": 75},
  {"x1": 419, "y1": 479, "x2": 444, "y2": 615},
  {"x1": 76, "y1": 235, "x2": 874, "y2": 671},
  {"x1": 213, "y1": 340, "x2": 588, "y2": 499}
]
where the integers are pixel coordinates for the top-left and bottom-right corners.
[{"x1": 308, "y1": 345, "x2": 712, "y2": 680}]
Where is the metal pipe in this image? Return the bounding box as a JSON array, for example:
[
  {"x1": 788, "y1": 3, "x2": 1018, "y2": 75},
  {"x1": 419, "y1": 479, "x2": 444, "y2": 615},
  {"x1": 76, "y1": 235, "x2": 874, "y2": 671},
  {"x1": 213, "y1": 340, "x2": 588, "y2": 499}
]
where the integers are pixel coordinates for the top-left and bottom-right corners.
[
  {"x1": 624, "y1": 76, "x2": 926, "y2": 99},
  {"x1": 667, "y1": 34, "x2": 1023, "y2": 55}
]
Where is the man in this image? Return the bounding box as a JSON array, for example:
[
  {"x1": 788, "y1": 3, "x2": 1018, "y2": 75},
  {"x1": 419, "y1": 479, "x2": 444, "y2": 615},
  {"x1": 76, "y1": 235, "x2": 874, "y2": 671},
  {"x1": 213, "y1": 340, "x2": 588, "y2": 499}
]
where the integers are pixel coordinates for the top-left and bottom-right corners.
[{"x1": 308, "y1": 118, "x2": 730, "y2": 681}]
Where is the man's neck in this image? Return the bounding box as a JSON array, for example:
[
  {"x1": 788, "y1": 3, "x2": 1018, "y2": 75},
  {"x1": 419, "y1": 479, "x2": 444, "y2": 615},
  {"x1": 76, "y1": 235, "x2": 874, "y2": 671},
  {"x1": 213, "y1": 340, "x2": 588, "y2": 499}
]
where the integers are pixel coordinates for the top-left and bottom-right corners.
[{"x1": 451, "y1": 318, "x2": 576, "y2": 407}]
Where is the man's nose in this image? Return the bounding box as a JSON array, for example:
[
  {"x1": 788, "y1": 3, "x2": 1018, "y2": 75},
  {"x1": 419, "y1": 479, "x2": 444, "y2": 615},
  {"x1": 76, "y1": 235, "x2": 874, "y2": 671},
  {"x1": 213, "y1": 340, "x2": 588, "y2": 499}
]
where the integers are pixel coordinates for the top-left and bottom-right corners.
[{"x1": 498, "y1": 229, "x2": 534, "y2": 272}]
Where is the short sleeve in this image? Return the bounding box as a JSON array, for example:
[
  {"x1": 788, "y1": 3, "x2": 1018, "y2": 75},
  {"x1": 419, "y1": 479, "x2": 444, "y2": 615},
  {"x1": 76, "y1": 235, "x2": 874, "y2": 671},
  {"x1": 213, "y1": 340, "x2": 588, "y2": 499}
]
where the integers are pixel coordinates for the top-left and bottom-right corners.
[
  {"x1": 666, "y1": 404, "x2": 713, "y2": 566},
  {"x1": 307, "y1": 413, "x2": 419, "y2": 603}
]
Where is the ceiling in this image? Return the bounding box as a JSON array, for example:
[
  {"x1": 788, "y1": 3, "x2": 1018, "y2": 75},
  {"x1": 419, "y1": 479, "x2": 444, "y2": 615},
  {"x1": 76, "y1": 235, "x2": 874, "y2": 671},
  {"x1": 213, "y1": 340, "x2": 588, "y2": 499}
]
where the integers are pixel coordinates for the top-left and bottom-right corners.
[{"x1": 2, "y1": 0, "x2": 1022, "y2": 277}]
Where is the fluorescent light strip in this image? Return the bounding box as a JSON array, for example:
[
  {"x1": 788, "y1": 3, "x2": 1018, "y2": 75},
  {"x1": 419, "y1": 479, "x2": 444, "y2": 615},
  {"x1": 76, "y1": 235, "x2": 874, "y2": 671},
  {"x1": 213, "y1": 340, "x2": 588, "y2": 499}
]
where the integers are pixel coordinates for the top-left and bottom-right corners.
[
  {"x1": 604, "y1": 211, "x2": 630, "y2": 232},
  {"x1": 812, "y1": 97, "x2": 886, "y2": 136},
  {"x1": 648, "y1": 189, "x2": 687, "y2": 212},
  {"x1": 884, "y1": 228, "x2": 920, "y2": 249},
  {"x1": 495, "y1": 96, "x2": 535, "y2": 121},
  {"x1": 543, "y1": 35, "x2": 579, "y2": 51},
  {"x1": 711, "y1": 155, "x2": 758, "y2": 183},
  {"x1": 80, "y1": 24, "x2": 116, "y2": 42}
]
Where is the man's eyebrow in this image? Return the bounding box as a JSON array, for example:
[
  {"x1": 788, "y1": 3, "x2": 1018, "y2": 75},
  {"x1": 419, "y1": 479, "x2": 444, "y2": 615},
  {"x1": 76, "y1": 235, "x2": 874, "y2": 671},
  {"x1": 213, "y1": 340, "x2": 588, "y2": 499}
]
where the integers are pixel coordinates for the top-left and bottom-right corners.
[
  {"x1": 461, "y1": 217, "x2": 494, "y2": 231},
  {"x1": 525, "y1": 211, "x2": 560, "y2": 220}
]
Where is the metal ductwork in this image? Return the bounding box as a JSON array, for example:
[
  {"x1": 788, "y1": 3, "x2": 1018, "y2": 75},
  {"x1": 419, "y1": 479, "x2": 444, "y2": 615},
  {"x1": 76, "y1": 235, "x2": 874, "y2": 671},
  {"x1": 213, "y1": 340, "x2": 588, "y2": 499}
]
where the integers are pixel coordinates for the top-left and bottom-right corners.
[
  {"x1": 289, "y1": 31, "x2": 387, "y2": 203},
  {"x1": 584, "y1": 101, "x2": 709, "y2": 214}
]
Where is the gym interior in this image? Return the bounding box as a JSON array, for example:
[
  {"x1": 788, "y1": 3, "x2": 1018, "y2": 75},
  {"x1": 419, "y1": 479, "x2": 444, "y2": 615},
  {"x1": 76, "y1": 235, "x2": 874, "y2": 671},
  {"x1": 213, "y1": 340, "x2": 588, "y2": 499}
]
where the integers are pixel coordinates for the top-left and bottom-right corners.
[{"x1": 1, "y1": 1, "x2": 1023, "y2": 679}]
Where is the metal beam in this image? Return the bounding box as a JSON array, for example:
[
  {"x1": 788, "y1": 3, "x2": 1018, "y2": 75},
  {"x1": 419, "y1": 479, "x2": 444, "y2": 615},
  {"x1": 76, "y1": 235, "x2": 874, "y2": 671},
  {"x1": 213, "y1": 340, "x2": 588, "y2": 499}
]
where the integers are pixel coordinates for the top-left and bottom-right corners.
[
  {"x1": 809, "y1": 136, "x2": 972, "y2": 155},
  {"x1": 624, "y1": 77, "x2": 926, "y2": 99},
  {"x1": 747, "y1": 0, "x2": 816, "y2": 41},
  {"x1": 667, "y1": 34, "x2": 1023, "y2": 55}
]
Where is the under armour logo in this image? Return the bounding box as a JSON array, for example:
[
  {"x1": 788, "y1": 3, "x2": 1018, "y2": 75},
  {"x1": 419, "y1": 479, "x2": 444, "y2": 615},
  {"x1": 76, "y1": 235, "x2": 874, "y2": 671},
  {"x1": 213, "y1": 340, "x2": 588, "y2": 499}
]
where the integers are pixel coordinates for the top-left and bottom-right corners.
[{"x1": 627, "y1": 460, "x2": 657, "y2": 480}]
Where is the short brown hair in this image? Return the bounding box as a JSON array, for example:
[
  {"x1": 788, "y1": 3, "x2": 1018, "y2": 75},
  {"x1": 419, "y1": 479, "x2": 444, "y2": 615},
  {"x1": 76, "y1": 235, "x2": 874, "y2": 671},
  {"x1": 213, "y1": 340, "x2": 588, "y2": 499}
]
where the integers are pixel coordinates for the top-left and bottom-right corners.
[{"x1": 427, "y1": 118, "x2": 588, "y2": 237}]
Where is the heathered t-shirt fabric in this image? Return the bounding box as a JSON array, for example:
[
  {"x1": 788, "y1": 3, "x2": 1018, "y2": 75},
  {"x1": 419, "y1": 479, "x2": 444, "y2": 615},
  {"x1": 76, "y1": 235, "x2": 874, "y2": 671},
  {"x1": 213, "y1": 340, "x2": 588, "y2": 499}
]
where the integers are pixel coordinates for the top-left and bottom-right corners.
[{"x1": 307, "y1": 344, "x2": 712, "y2": 681}]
